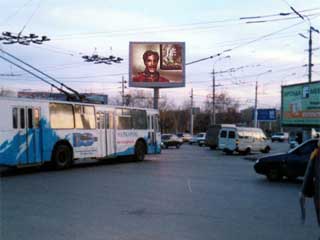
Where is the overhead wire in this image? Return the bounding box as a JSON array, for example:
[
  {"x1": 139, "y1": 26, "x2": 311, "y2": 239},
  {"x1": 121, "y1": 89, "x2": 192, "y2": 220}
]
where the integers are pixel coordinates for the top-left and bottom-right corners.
[{"x1": 0, "y1": 0, "x2": 34, "y2": 26}]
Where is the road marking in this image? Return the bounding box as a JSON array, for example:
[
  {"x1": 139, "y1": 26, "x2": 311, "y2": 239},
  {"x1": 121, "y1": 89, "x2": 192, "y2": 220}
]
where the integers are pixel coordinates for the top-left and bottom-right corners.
[{"x1": 187, "y1": 179, "x2": 192, "y2": 193}]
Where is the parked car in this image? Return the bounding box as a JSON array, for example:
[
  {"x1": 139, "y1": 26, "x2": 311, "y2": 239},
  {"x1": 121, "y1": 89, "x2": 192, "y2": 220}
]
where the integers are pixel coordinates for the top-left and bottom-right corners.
[
  {"x1": 218, "y1": 126, "x2": 271, "y2": 155},
  {"x1": 205, "y1": 124, "x2": 236, "y2": 150},
  {"x1": 176, "y1": 132, "x2": 192, "y2": 142},
  {"x1": 271, "y1": 132, "x2": 289, "y2": 142},
  {"x1": 254, "y1": 138, "x2": 319, "y2": 181},
  {"x1": 189, "y1": 135, "x2": 198, "y2": 145},
  {"x1": 161, "y1": 134, "x2": 183, "y2": 149},
  {"x1": 196, "y1": 132, "x2": 206, "y2": 146},
  {"x1": 288, "y1": 138, "x2": 299, "y2": 148}
]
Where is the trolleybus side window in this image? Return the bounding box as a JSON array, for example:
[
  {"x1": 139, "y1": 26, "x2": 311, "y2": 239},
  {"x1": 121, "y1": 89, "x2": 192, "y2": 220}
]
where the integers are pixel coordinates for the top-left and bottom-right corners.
[
  {"x1": 75, "y1": 105, "x2": 96, "y2": 129},
  {"x1": 116, "y1": 109, "x2": 132, "y2": 129},
  {"x1": 108, "y1": 112, "x2": 114, "y2": 129},
  {"x1": 49, "y1": 103, "x2": 74, "y2": 129},
  {"x1": 34, "y1": 108, "x2": 40, "y2": 128},
  {"x1": 96, "y1": 112, "x2": 105, "y2": 129},
  {"x1": 27, "y1": 108, "x2": 33, "y2": 129},
  {"x1": 12, "y1": 108, "x2": 18, "y2": 129},
  {"x1": 20, "y1": 108, "x2": 25, "y2": 129},
  {"x1": 131, "y1": 109, "x2": 147, "y2": 129}
]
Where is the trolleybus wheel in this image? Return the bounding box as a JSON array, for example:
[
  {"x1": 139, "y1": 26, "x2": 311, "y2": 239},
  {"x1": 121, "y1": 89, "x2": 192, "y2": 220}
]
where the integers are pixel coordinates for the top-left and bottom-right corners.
[
  {"x1": 134, "y1": 141, "x2": 145, "y2": 161},
  {"x1": 52, "y1": 144, "x2": 73, "y2": 169}
]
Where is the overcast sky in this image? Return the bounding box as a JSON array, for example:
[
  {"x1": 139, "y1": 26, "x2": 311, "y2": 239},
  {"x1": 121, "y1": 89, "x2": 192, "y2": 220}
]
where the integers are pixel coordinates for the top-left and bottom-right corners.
[{"x1": 0, "y1": 0, "x2": 319, "y2": 109}]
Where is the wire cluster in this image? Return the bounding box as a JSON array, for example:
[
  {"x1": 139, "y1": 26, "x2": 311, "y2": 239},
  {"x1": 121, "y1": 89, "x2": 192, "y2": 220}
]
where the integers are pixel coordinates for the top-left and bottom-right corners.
[
  {"x1": 0, "y1": 32, "x2": 50, "y2": 45},
  {"x1": 82, "y1": 54, "x2": 124, "y2": 65}
]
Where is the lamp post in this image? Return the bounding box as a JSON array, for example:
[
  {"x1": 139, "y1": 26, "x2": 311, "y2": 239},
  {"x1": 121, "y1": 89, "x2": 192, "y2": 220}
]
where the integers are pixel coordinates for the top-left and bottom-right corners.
[
  {"x1": 254, "y1": 69, "x2": 272, "y2": 128},
  {"x1": 290, "y1": 6, "x2": 319, "y2": 82}
]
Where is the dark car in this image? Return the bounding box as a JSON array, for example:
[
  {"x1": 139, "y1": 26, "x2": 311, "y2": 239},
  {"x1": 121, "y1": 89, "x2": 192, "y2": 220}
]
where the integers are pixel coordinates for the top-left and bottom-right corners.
[
  {"x1": 254, "y1": 138, "x2": 318, "y2": 181},
  {"x1": 161, "y1": 134, "x2": 183, "y2": 149}
]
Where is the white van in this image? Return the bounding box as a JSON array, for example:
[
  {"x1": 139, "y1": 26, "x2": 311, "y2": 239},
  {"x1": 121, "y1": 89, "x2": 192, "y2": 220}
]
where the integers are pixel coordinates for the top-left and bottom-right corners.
[{"x1": 218, "y1": 127, "x2": 271, "y2": 155}]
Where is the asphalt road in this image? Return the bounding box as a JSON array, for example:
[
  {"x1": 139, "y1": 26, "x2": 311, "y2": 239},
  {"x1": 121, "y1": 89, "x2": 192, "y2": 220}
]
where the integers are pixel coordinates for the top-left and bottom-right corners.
[{"x1": 1, "y1": 142, "x2": 319, "y2": 240}]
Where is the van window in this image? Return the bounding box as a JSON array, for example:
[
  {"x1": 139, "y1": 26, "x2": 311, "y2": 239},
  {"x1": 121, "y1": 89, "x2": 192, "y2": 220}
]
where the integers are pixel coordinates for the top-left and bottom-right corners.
[
  {"x1": 220, "y1": 130, "x2": 227, "y2": 138},
  {"x1": 228, "y1": 131, "x2": 235, "y2": 139}
]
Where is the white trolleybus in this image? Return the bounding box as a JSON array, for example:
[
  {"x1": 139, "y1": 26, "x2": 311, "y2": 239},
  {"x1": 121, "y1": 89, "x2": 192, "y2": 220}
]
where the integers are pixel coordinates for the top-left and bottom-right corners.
[{"x1": 0, "y1": 96, "x2": 161, "y2": 169}]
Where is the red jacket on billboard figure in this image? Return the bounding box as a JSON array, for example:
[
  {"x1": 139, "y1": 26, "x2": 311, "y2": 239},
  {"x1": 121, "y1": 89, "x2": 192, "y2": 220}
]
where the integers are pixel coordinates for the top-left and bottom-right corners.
[{"x1": 133, "y1": 50, "x2": 169, "y2": 83}]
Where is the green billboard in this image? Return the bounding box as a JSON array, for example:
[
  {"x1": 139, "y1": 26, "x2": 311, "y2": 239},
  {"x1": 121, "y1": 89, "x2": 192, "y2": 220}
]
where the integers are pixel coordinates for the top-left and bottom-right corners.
[{"x1": 281, "y1": 81, "x2": 320, "y2": 126}]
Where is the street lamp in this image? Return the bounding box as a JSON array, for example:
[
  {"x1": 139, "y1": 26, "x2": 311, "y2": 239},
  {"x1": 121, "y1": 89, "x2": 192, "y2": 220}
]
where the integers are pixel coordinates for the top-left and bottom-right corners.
[
  {"x1": 290, "y1": 6, "x2": 319, "y2": 82},
  {"x1": 254, "y1": 69, "x2": 272, "y2": 128}
]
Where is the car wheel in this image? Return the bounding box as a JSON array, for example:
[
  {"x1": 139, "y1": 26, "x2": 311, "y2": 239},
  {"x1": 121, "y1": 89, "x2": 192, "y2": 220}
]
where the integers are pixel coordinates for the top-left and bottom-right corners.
[
  {"x1": 225, "y1": 149, "x2": 233, "y2": 155},
  {"x1": 266, "y1": 168, "x2": 282, "y2": 181},
  {"x1": 245, "y1": 148, "x2": 251, "y2": 155},
  {"x1": 165, "y1": 144, "x2": 168, "y2": 149},
  {"x1": 176, "y1": 144, "x2": 180, "y2": 149},
  {"x1": 210, "y1": 146, "x2": 216, "y2": 150},
  {"x1": 261, "y1": 146, "x2": 270, "y2": 153}
]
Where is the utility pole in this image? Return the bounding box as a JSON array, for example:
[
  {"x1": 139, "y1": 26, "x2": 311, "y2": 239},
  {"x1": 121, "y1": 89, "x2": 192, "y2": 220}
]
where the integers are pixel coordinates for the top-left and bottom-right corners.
[
  {"x1": 121, "y1": 76, "x2": 127, "y2": 106},
  {"x1": 289, "y1": 6, "x2": 319, "y2": 82},
  {"x1": 308, "y1": 26, "x2": 313, "y2": 82},
  {"x1": 190, "y1": 88, "x2": 194, "y2": 135},
  {"x1": 212, "y1": 66, "x2": 216, "y2": 125},
  {"x1": 153, "y1": 88, "x2": 159, "y2": 109},
  {"x1": 254, "y1": 81, "x2": 258, "y2": 128}
]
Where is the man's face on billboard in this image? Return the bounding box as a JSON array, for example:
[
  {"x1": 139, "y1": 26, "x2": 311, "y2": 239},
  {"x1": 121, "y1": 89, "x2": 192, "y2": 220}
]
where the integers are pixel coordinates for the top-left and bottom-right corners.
[{"x1": 145, "y1": 54, "x2": 158, "y2": 73}]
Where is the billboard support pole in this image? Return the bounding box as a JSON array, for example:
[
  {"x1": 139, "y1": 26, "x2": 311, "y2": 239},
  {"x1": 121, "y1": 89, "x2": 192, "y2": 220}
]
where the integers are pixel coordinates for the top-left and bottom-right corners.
[
  {"x1": 190, "y1": 88, "x2": 194, "y2": 135},
  {"x1": 153, "y1": 88, "x2": 159, "y2": 109},
  {"x1": 254, "y1": 81, "x2": 258, "y2": 128}
]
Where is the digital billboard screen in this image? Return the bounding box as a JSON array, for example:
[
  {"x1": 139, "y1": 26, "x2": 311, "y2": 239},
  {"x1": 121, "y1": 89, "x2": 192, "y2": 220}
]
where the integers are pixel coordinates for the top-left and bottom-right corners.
[
  {"x1": 281, "y1": 81, "x2": 320, "y2": 126},
  {"x1": 129, "y1": 42, "x2": 185, "y2": 88}
]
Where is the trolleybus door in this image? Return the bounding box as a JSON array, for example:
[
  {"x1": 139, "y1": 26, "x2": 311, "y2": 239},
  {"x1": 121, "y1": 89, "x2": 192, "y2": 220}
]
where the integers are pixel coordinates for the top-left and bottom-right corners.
[
  {"x1": 16, "y1": 107, "x2": 41, "y2": 165},
  {"x1": 97, "y1": 112, "x2": 106, "y2": 157},
  {"x1": 26, "y1": 107, "x2": 41, "y2": 164},
  {"x1": 106, "y1": 111, "x2": 116, "y2": 156},
  {"x1": 149, "y1": 115, "x2": 158, "y2": 152}
]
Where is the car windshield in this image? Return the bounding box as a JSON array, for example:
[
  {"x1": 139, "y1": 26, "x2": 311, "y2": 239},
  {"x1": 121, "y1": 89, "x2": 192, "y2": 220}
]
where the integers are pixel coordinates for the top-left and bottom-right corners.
[
  {"x1": 274, "y1": 132, "x2": 284, "y2": 136},
  {"x1": 161, "y1": 135, "x2": 171, "y2": 140}
]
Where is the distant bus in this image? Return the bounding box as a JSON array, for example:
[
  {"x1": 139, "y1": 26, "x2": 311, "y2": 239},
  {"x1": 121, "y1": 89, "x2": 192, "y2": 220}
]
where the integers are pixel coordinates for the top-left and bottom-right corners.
[{"x1": 0, "y1": 97, "x2": 161, "y2": 169}]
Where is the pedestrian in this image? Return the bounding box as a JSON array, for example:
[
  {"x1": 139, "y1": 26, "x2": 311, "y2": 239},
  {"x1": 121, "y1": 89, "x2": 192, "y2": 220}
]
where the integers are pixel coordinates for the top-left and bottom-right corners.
[{"x1": 299, "y1": 139, "x2": 320, "y2": 226}]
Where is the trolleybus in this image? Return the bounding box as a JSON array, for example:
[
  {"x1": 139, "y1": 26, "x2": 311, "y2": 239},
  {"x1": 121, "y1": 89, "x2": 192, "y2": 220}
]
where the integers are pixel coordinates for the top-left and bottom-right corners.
[{"x1": 0, "y1": 96, "x2": 161, "y2": 169}]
